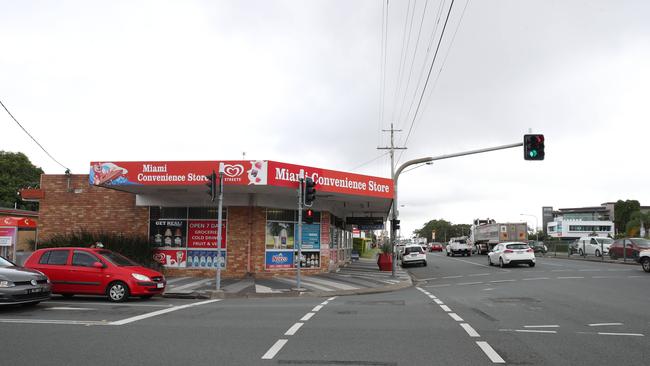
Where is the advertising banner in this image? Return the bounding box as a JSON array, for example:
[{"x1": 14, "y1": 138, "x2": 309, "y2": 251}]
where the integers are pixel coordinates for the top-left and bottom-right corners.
[
  {"x1": 265, "y1": 251, "x2": 294, "y2": 269},
  {"x1": 267, "y1": 161, "x2": 393, "y2": 199},
  {"x1": 150, "y1": 220, "x2": 187, "y2": 248},
  {"x1": 265, "y1": 222, "x2": 295, "y2": 249},
  {"x1": 187, "y1": 220, "x2": 227, "y2": 249},
  {"x1": 89, "y1": 160, "x2": 268, "y2": 187},
  {"x1": 298, "y1": 252, "x2": 320, "y2": 268},
  {"x1": 152, "y1": 249, "x2": 187, "y2": 268},
  {"x1": 300, "y1": 224, "x2": 320, "y2": 250},
  {"x1": 0, "y1": 227, "x2": 17, "y2": 246},
  {"x1": 186, "y1": 250, "x2": 227, "y2": 269}
]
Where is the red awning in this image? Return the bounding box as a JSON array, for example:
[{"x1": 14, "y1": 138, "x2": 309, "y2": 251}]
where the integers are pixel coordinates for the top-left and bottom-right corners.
[{"x1": 0, "y1": 217, "x2": 37, "y2": 228}]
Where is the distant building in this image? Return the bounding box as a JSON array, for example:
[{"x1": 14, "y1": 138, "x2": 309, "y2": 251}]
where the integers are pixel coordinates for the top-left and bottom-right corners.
[{"x1": 543, "y1": 202, "x2": 650, "y2": 238}]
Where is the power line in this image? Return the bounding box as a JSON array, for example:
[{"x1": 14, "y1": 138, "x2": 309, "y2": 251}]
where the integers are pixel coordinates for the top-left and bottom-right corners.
[
  {"x1": 397, "y1": 0, "x2": 457, "y2": 164},
  {"x1": 390, "y1": 0, "x2": 415, "y2": 123},
  {"x1": 350, "y1": 151, "x2": 390, "y2": 171},
  {"x1": 0, "y1": 98, "x2": 70, "y2": 172},
  {"x1": 379, "y1": 0, "x2": 389, "y2": 146}
]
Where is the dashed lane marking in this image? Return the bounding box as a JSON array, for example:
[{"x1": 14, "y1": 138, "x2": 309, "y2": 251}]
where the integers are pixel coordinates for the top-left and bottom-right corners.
[
  {"x1": 524, "y1": 325, "x2": 559, "y2": 328},
  {"x1": 458, "y1": 282, "x2": 484, "y2": 286},
  {"x1": 0, "y1": 319, "x2": 107, "y2": 326},
  {"x1": 46, "y1": 307, "x2": 95, "y2": 311},
  {"x1": 597, "y1": 332, "x2": 644, "y2": 337},
  {"x1": 434, "y1": 299, "x2": 444, "y2": 305},
  {"x1": 588, "y1": 323, "x2": 623, "y2": 327},
  {"x1": 449, "y1": 313, "x2": 464, "y2": 322},
  {"x1": 284, "y1": 322, "x2": 304, "y2": 336},
  {"x1": 557, "y1": 276, "x2": 585, "y2": 279},
  {"x1": 311, "y1": 305, "x2": 323, "y2": 312},
  {"x1": 489, "y1": 279, "x2": 515, "y2": 283},
  {"x1": 476, "y1": 341, "x2": 506, "y2": 364},
  {"x1": 460, "y1": 323, "x2": 481, "y2": 337},
  {"x1": 261, "y1": 339, "x2": 288, "y2": 360},
  {"x1": 300, "y1": 313, "x2": 315, "y2": 321},
  {"x1": 440, "y1": 305, "x2": 451, "y2": 312}
]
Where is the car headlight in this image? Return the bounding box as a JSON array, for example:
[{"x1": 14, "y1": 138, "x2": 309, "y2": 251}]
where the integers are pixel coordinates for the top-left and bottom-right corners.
[
  {"x1": 0, "y1": 280, "x2": 15, "y2": 288},
  {"x1": 131, "y1": 273, "x2": 152, "y2": 282}
]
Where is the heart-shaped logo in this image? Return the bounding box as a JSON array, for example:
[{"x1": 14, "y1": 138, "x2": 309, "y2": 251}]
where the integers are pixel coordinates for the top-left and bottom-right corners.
[
  {"x1": 223, "y1": 164, "x2": 244, "y2": 177},
  {"x1": 153, "y1": 252, "x2": 165, "y2": 263}
]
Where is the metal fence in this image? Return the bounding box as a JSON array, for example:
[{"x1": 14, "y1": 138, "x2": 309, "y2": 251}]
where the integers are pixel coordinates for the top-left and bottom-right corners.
[{"x1": 540, "y1": 241, "x2": 639, "y2": 264}]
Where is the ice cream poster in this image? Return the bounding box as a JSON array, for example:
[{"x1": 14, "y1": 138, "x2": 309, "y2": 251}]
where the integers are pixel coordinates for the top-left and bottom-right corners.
[{"x1": 153, "y1": 249, "x2": 187, "y2": 268}]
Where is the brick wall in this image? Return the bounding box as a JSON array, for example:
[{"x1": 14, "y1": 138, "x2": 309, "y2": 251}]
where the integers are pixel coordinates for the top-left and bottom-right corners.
[{"x1": 38, "y1": 174, "x2": 148, "y2": 241}]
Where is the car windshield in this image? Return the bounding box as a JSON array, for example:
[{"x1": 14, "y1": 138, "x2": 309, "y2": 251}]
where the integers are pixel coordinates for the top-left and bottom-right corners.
[
  {"x1": 0, "y1": 256, "x2": 15, "y2": 267},
  {"x1": 97, "y1": 250, "x2": 139, "y2": 266},
  {"x1": 633, "y1": 239, "x2": 650, "y2": 248},
  {"x1": 506, "y1": 243, "x2": 529, "y2": 250},
  {"x1": 404, "y1": 247, "x2": 423, "y2": 254},
  {"x1": 595, "y1": 238, "x2": 613, "y2": 245}
]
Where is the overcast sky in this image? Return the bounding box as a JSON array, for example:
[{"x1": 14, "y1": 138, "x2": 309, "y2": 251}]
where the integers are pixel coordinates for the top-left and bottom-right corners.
[{"x1": 2, "y1": 0, "x2": 649, "y2": 236}]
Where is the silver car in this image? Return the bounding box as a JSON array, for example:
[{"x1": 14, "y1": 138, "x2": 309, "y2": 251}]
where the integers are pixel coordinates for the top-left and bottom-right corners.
[{"x1": 0, "y1": 256, "x2": 51, "y2": 306}]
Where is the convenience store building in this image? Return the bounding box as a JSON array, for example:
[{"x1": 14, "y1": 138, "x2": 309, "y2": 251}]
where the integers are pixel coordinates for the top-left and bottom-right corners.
[{"x1": 28, "y1": 160, "x2": 393, "y2": 278}]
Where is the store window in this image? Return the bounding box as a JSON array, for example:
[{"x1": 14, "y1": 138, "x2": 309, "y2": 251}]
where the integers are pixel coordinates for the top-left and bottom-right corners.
[{"x1": 265, "y1": 209, "x2": 321, "y2": 270}]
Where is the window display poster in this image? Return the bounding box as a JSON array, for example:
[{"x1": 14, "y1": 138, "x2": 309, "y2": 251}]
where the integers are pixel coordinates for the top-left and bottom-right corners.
[
  {"x1": 300, "y1": 224, "x2": 320, "y2": 250},
  {"x1": 186, "y1": 250, "x2": 227, "y2": 269},
  {"x1": 187, "y1": 220, "x2": 227, "y2": 249},
  {"x1": 265, "y1": 222, "x2": 295, "y2": 249},
  {"x1": 153, "y1": 249, "x2": 187, "y2": 268},
  {"x1": 297, "y1": 252, "x2": 320, "y2": 268},
  {"x1": 265, "y1": 250, "x2": 294, "y2": 269},
  {"x1": 150, "y1": 220, "x2": 187, "y2": 248}
]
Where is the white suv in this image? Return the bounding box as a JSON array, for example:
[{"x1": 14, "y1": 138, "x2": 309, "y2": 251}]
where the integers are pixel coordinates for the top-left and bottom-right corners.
[
  {"x1": 401, "y1": 245, "x2": 427, "y2": 267},
  {"x1": 638, "y1": 249, "x2": 650, "y2": 273},
  {"x1": 575, "y1": 236, "x2": 613, "y2": 257}
]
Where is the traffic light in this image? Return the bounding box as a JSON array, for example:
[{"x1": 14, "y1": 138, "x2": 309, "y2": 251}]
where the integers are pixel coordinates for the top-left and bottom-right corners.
[
  {"x1": 206, "y1": 170, "x2": 216, "y2": 201},
  {"x1": 305, "y1": 209, "x2": 314, "y2": 224},
  {"x1": 524, "y1": 134, "x2": 545, "y2": 160},
  {"x1": 304, "y1": 177, "x2": 316, "y2": 206},
  {"x1": 392, "y1": 219, "x2": 400, "y2": 231}
]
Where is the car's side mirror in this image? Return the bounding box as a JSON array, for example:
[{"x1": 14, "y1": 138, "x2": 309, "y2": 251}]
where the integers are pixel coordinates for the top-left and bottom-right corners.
[{"x1": 92, "y1": 262, "x2": 105, "y2": 269}]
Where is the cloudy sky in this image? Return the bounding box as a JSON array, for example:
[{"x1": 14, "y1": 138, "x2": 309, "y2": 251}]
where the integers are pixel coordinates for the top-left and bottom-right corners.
[{"x1": 2, "y1": 0, "x2": 649, "y2": 236}]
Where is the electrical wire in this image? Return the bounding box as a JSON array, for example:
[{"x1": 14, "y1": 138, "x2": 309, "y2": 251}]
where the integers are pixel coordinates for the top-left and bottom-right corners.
[
  {"x1": 0, "y1": 98, "x2": 70, "y2": 172},
  {"x1": 379, "y1": 0, "x2": 389, "y2": 142},
  {"x1": 397, "y1": 0, "x2": 457, "y2": 164},
  {"x1": 390, "y1": 0, "x2": 415, "y2": 123},
  {"x1": 350, "y1": 152, "x2": 391, "y2": 171}
]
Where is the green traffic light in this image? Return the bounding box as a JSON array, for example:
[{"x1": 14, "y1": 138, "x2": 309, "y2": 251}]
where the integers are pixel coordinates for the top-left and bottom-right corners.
[{"x1": 529, "y1": 150, "x2": 538, "y2": 158}]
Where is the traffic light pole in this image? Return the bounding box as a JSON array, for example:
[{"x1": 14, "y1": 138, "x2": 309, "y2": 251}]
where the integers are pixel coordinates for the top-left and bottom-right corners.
[
  {"x1": 216, "y1": 163, "x2": 225, "y2": 291},
  {"x1": 390, "y1": 142, "x2": 525, "y2": 277},
  {"x1": 296, "y1": 171, "x2": 304, "y2": 291}
]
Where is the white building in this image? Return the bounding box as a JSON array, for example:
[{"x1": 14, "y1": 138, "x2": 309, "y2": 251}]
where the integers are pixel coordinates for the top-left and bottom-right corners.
[{"x1": 547, "y1": 217, "x2": 614, "y2": 239}]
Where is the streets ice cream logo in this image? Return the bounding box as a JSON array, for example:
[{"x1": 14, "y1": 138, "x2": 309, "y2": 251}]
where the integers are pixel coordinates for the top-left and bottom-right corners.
[
  {"x1": 247, "y1": 161, "x2": 268, "y2": 185},
  {"x1": 90, "y1": 163, "x2": 131, "y2": 186},
  {"x1": 222, "y1": 164, "x2": 245, "y2": 183}
]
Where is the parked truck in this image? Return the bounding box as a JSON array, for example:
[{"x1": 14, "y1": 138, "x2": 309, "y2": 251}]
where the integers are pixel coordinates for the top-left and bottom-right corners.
[{"x1": 469, "y1": 219, "x2": 528, "y2": 254}]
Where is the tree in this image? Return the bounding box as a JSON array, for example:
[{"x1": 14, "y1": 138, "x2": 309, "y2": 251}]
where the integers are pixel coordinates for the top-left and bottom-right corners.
[
  {"x1": 614, "y1": 200, "x2": 641, "y2": 234},
  {"x1": 625, "y1": 211, "x2": 650, "y2": 237},
  {"x1": 0, "y1": 151, "x2": 43, "y2": 210},
  {"x1": 414, "y1": 219, "x2": 470, "y2": 242}
]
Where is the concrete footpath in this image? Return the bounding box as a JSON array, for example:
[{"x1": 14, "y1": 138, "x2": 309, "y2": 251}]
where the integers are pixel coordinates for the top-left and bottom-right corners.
[{"x1": 163, "y1": 258, "x2": 412, "y2": 299}]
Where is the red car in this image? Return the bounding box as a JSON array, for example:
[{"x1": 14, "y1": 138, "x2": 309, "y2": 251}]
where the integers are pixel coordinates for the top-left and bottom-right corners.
[
  {"x1": 608, "y1": 238, "x2": 650, "y2": 260},
  {"x1": 429, "y1": 243, "x2": 444, "y2": 252},
  {"x1": 24, "y1": 247, "x2": 166, "y2": 302}
]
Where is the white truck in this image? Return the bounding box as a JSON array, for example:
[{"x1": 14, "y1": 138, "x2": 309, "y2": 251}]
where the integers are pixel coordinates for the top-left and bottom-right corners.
[
  {"x1": 446, "y1": 236, "x2": 472, "y2": 257},
  {"x1": 469, "y1": 219, "x2": 528, "y2": 255}
]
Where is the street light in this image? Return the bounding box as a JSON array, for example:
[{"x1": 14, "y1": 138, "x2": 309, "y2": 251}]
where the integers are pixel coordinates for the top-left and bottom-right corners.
[{"x1": 520, "y1": 213, "x2": 539, "y2": 242}]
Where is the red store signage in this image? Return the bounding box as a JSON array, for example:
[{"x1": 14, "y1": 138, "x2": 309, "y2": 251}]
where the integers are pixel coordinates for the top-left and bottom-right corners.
[{"x1": 187, "y1": 220, "x2": 227, "y2": 249}]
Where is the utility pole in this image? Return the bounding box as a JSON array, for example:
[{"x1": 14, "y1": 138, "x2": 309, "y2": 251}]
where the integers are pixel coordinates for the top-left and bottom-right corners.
[{"x1": 378, "y1": 123, "x2": 407, "y2": 277}]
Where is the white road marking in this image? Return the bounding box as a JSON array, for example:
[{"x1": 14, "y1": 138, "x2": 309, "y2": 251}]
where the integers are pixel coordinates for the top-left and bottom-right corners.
[
  {"x1": 110, "y1": 299, "x2": 220, "y2": 325},
  {"x1": 328, "y1": 297, "x2": 337, "y2": 301},
  {"x1": 440, "y1": 305, "x2": 451, "y2": 312},
  {"x1": 579, "y1": 269, "x2": 601, "y2": 272},
  {"x1": 468, "y1": 273, "x2": 491, "y2": 277},
  {"x1": 261, "y1": 339, "x2": 288, "y2": 359},
  {"x1": 627, "y1": 275, "x2": 644, "y2": 278},
  {"x1": 522, "y1": 277, "x2": 549, "y2": 281},
  {"x1": 449, "y1": 313, "x2": 464, "y2": 322},
  {"x1": 476, "y1": 341, "x2": 506, "y2": 363},
  {"x1": 460, "y1": 323, "x2": 480, "y2": 337},
  {"x1": 524, "y1": 325, "x2": 560, "y2": 328},
  {"x1": 284, "y1": 322, "x2": 304, "y2": 336},
  {"x1": 557, "y1": 276, "x2": 584, "y2": 279},
  {"x1": 46, "y1": 307, "x2": 95, "y2": 311},
  {"x1": 426, "y1": 284, "x2": 450, "y2": 288},
  {"x1": 417, "y1": 277, "x2": 438, "y2": 281},
  {"x1": 598, "y1": 332, "x2": 644, "y2": 337},
  {"x1": 166, "y1": 278, "x2": 212, "y2": 292},
  {"x1": 442, "y1": 255, "x2": 507, "y2": 270},
  {"x1": 588, "y1": 323, "x2": 623, "y2": 327},
  {"x1": 551, "y1": 269, "x2": 571, "y2": 272},
  {"x1": 458, "y1": 282, "x2": 483, "y2": 286},
  {"x1": 320, "y1": 301, "x2": 329, "y2": 305},
  {"x1": 592, "y1": 276, "x2": 613, "y2": 279},
  {"x1": 302, "y1": 276, "x2": 359, "y2": 290},
  {"x1": 443, "y1": 275, "x2": 463, "y2": 279},
  {"x1": 312, "y1": 305, "x2": 323, "y2": 312},
  {"x1": 515, "y1": 329, "x2": 557, "y2": 334},
  {"x1": 483, "y1": 288, "x2": 495, "y2": 291},
  {"x1": 489, "y1": 279, "x2": 515, "y2": 283},
  {"x1": 0, "y1": 318, "x2": 107, "y2": 326},
  {"x1": 300, "y1": 313, "x2": 315, "y2": 321},
  {"x1": 428, "y1": 295, "x2": 438, "y2": 300},
  {"x1": 434, "y1": 299, "x2": 444, "y2": 305},
  {"x1": 255, "y1": 284, "x2": 283, "y2": 294}
]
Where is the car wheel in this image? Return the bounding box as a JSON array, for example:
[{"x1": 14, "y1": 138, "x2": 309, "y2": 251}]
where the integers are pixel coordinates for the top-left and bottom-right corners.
[
  {"x1": 610, "y1": 253, "x2": 618, "y2": 260},
  {"x1": 595, "y1": 249, "x2": 601, "y2": 257},
  {"x1": 446, "y1": 251, "x2": 450, "y2": 257},
  {"x1": 21, "y1": 301, "x2": 40, "y2": 307},
  {"x1": 107, "y1": 281, "x2": 130, "y2": 302},
  {"x1": 423, "y1": 261, "x2": 427, "y2": 267},
  {"x1": 529, "y1": 262, "x2": 535, "y2": 267},
  {"x1": 488, "y1": 256, "x2": 492, "y2": 266},
  {"x1": 641, "y1": 258, "x2": 650, "y2": 273},
  {"x1": 61, "y1": 293, "x2": 74, "y2": 298},
  {"x1": 578, "y1": 249, "x2": 584, "y2": 256},
  {"x1": 499, "y1": 258, "x2": 505, "y2": 268}
]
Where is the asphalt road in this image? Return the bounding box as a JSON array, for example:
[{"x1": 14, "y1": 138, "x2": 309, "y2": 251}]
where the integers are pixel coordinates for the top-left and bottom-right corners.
[{"x1": 1, "y1": 252, "x2": 648, "y2": 365}]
